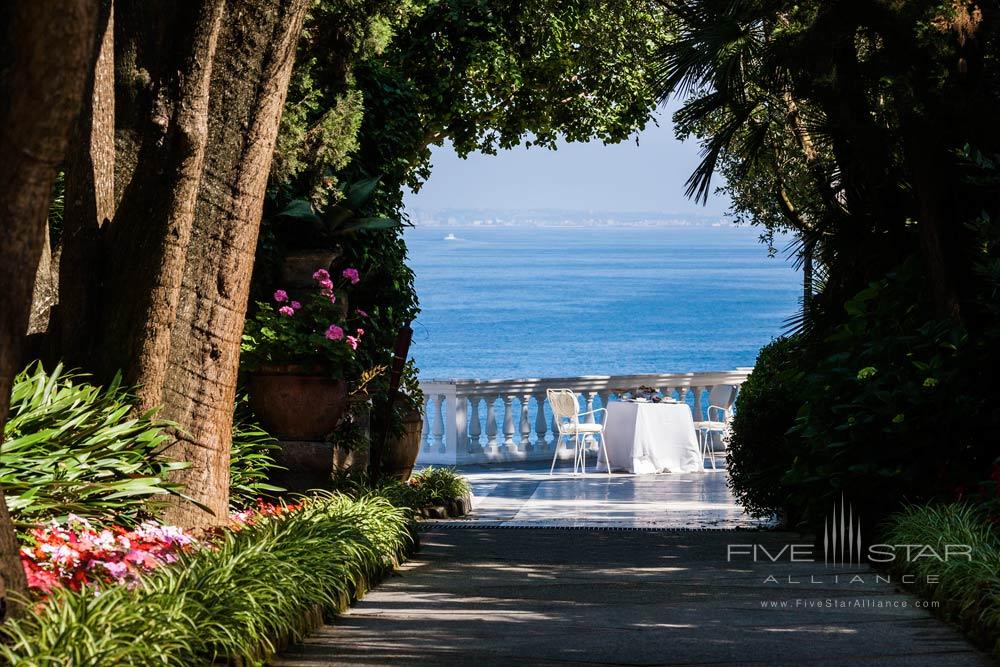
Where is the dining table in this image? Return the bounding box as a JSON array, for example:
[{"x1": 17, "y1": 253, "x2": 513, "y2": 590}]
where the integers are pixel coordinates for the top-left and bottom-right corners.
[{"x1": 597, "y1": 400, "x2": 703, "y2": 474}]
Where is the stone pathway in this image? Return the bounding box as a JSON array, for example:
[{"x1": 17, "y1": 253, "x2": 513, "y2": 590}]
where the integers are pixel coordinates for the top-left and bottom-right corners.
[{"x1": 274, "y1": 467, "x2": 990, "y2": 666}]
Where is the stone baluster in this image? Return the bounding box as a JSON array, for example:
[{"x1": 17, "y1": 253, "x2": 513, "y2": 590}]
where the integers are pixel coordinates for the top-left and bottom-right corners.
[
  {"x1": 468, "y1": 395, "x2": 482, "y2": 453},
  {"x1": 598, "y1": 391, "x2": 611, "y2": 424},
  {"x1": 445, "y1": 390, "x2": 465, "y2": 456},
  {"x1": 519, "y1": 394, "x2": 533, "y2": 452},
  {"x1": 421, "y1": 396, "x2": 431, "y2": 452},
  {"x1": 677, "y1": 386, "x2": 688, "y2": 404},
  {"x1": 551, "y1": 410, "x2": 563, "y2": 455},
  {"x1": 430, "y1": 394, "x2": 445, "y2": 449},
  {"x1": 484, "y1": 395, "x2": 499, "y2": 455},
  {"x1": 583, "y1": 392, "x2": 597, "y2": 423},
  {"x1": 501, "y1": 394, "x2": 516, "y2": 452},
  {"x1": 534, "y1": 392, "x2": 549, "y2": 452}
]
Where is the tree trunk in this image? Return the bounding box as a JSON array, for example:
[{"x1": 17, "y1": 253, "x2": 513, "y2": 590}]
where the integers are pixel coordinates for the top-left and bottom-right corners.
[
  {"x1": 0, "y1": 0, "x2": 99, "y2": 617},
  {"x1": 158, "y1": 0, "x2": 308, "y2": 526},
  {"x1": 58, "y1": 0, "x2": 117, "y2": 369},
  {"x1": 96, "y1": 0, "x2": 225, "y2": 411}
]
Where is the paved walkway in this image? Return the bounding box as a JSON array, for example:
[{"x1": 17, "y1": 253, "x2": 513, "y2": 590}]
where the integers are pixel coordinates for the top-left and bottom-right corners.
[{"x1": 275, "y1": 467, "x2": 990, "y2": 666}]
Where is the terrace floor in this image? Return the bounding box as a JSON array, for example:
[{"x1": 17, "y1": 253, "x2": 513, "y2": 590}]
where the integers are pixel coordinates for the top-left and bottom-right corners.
[{"x1": 448, "y1": 461, "x2": 771, "y2": 529}]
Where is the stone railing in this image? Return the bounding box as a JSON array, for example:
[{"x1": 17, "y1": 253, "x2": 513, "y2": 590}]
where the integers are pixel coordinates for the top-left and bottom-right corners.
[{"x1": 416, "y1": 370, "x2": 752, "y2": 466}]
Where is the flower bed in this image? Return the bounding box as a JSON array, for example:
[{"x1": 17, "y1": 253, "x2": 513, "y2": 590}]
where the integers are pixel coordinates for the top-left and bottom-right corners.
[
  {"x1": 20, "y1": 501, "x2": 302, "y2": 596},
  {"x1": 2, "y1": 493, "x2": 414, "y2": 666}
]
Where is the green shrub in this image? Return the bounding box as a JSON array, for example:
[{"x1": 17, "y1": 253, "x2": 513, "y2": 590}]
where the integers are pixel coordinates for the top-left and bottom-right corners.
[
  {"x1": 0, "y1": 492, "x2": 412, "y2": 666},
  {"x1": 230, "y1": 403, "x2": 284, "y2": 509},
  {"x1": 783, "y1": 260, "x2": 1000, "y2": 529},
  {"x1": 331, "y1": 467, "x2": 470, "y2": 510},
  {"x1": 1, "y1": 363, "x2": 185, "y2": 527},
  {"x1": 726, "y1": 337, "x2": 805, "y2": 521},
  {"x1": 881, "y1": 503, "x2": 1000, "y2": 655},
  {"x1": 406, "y1": 467, "x2": 470, "y2": 507}
]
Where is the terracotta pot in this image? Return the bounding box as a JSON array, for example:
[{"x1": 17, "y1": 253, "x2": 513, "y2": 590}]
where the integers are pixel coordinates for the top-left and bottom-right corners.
[
  {"x1": 280, "y1": 250, "x2": 340, "y2": 288},
  {"x1": 247, "y1": 365, "x2": 347, "y2": 441},
  {"x1": 383, "y1": 410, "x2": 423, "y2": 481}
]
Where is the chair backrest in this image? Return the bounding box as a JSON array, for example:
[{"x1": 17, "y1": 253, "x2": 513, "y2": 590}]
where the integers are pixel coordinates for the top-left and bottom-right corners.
[
  {"x1": 547, "y1": 389, "x2": 580, "y2": 425},
  {"x1": 707, "y1": 384, "x2": 737, "y2": 411}
]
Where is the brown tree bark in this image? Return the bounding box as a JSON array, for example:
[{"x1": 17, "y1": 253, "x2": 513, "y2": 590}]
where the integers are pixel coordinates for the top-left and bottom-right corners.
[
  {"x1": 58, "y1": 0, "x2": 117, "y2": 369},
  {"x1": 96, "y1": 0, "x2": 225, "y2": 411},
  {"x1": 0, "y1": 0, "x2": 100, "y2": 617},
  {"x1": 159, "y1": 0, "x2": 309, "y2": 526}
]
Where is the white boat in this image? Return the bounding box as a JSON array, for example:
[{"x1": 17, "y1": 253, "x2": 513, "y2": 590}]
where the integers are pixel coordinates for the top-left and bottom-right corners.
[{"x1": 444, "y1": 233, "x2": 458, "y2": 240}]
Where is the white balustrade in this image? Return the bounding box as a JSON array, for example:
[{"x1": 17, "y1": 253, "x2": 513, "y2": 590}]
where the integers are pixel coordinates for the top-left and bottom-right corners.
[{"x1": 415, "y1": 370, "x2": 752, "y2": 466}]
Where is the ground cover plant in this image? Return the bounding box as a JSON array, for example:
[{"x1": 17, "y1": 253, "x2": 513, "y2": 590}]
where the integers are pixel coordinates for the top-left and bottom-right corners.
[
  {"x1": 881, "y1": 503, "x2": 1000, "y2": 657},
  {"x1": 1, "y1": 493, "x2": 412, "y2": 666},
  {"x1": 1, "y1": 364, "x2": 185, "y2": 527}
]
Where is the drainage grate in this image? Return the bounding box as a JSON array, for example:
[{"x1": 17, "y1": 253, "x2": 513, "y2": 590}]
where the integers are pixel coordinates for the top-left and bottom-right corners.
[{"x1": 418, "y1": 521, "x2": 769, "y2": 533}]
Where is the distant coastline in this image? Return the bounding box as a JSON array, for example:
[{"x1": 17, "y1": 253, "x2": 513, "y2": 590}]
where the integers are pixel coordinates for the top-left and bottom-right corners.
[{"x1": 406, "y1": 207, "x2": 735, "y2": 228}]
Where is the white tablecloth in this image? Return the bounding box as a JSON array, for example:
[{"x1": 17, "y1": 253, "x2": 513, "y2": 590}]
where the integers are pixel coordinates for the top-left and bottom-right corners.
[{"x1": 598, "y1": 401, "x2": 702, "y2": 474}]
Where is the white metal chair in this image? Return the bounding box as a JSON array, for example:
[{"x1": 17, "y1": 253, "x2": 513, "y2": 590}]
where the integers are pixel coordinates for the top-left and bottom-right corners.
[
  {"x1": 547, "y1": 388, "x2": 611, "y2": 476},
  {"x1": 694, "y1": 385, "x2": 737, "y2": 470}
]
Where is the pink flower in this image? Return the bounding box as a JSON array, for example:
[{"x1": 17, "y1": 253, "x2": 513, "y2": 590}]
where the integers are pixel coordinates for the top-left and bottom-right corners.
[
  {"x1": 325, "y1": 324, "x2": 344, "y2": 341},
  {"x1": 346, "y1": 335, "x2": 359, "y2": 350},
  {"x1": 278, "y1": 305, "x2": 295, "y2": 316},
  {"x1": 273, "y1": 289, "x2": 288, "y2": 303},
  {"x1": 318, "y1": 278, "x2": 334, "y2": 290},
  {"x1": 290, "y1": 301, "x2": 302, "y2": 311},
  {"x1": 342, "y1": 268, "x2": 360, "y2": 284},
  {"x1": 355, "y1": 328, "x2": 365, "y2": 337},
  {"x1": 355, "y1": 308, "x2": 368, "y2": 318},
  {"x1": 312, "y1": 268, "x2": 330, "y2": 281}
]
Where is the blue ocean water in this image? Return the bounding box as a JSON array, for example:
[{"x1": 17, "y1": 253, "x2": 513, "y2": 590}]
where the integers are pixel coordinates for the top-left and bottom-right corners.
[{"x1": 404, "y1": 225, "x2": 801, "y2": 381}]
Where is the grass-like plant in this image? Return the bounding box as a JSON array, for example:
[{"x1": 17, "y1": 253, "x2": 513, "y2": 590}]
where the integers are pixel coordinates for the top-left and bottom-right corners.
[
  {"x1": 881, "y1": 503, "x2": 1000, "y2": 655},
  {"x1": 230, "y1": 405, "x2": 284, "y2": 509},
  {"x1": 1, "y1": 363, "x2": 186, "y2": 527},
  {"x1": 406, "y1": 467, "x2": 471, "y2": 507},
  {"x1": 0, "y1": 492, "x2": 412, "y2": 666}
]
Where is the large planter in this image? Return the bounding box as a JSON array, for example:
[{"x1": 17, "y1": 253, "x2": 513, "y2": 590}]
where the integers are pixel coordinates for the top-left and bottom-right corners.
[
  {"x1": 383, "y1": 410, "x2": 423, "y2": 481},
  {"x1": 247, "y1": 365, "x2": 347, "y2": 441},
  {"x1": 280, "y1": 250, "x2": 339, "y2": 288}
]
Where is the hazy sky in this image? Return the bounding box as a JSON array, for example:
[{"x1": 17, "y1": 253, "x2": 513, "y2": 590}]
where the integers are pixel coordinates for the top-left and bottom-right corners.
[{"x1": 403, "y1": 105, "x2": 731, "y2": 217}]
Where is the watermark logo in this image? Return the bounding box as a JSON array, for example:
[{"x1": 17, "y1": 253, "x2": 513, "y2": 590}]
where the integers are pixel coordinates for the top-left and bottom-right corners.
[
  {"x1": 726, "y1": 495, "x2": 974, "y2": 589},
  {"x1": 823, "y1": 495, "x2": 862, "y2": 566}
]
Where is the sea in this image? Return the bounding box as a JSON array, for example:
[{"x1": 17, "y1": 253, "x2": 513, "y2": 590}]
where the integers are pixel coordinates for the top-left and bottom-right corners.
[{"x1": 404, "y1": 225, "x2": 801, "y2": 381}]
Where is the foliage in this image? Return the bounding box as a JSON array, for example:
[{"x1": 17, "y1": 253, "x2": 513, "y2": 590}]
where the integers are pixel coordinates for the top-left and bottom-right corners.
[
  {"x1": 241, "y1": 268, "x2": 366, "y2": 374},
  {"x1": 655, "y1": 1, "x2": 1000, "y2": 529},
  {"x1": 726, "y1": 337, "x2": 805, "y2": 521},
  {"x1": 0, "y1": 493, "x2": 412, "y2": 666},
  {"x1": 1, "y1": 363, "x2": 186, "y2": 528},
  {"x1": 783, "y1": 258, "x2": 1000, "y2": 527},
  {"x1": 882, "y1": 503, "x2": 1000, "y2": 656},
  {"x1": 404, "y1": 467, "x2": 470, "y2": 507},
  {"x1": 272, "y1": 177, "x2": 399, "y2": 250},
  {"x1": 229, "y1": 403, "x2": 284, "y2": 509},
  {"x1": 335, "y1": 466, "x2": 470, "y2": 509}
]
